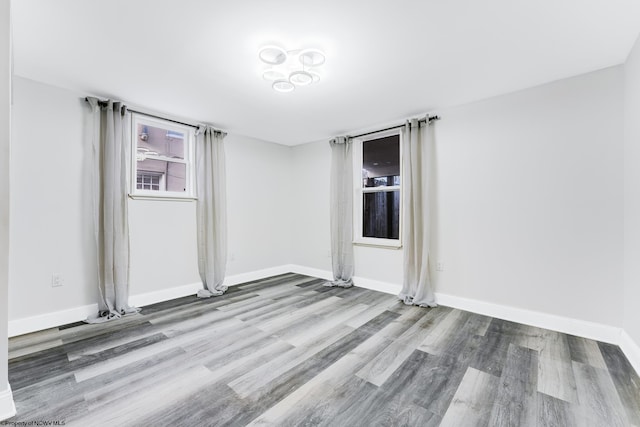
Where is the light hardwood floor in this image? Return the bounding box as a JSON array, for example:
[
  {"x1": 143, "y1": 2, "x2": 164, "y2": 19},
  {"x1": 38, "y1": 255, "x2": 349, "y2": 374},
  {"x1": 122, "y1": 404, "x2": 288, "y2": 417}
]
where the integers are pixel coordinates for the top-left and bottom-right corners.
[{"x1": 7, "y1": 273, "x2": 640, "y2": 426}]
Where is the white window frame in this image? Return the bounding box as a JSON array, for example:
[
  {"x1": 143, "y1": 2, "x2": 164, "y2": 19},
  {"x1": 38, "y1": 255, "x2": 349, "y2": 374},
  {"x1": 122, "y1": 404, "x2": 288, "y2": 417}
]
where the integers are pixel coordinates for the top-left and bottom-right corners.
[
  {"x1": 353, "y1": 128, "x2": 403, "y2": 248},
  {"x1": 130, "y1": 113, "x2": 196, "y2": 200}
]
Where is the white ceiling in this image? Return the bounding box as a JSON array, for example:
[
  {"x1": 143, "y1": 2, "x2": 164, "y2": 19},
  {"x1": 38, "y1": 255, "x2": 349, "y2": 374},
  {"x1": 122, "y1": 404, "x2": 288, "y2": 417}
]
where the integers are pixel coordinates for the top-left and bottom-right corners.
[{"x1": 12, "y1": 0, "x2": 640, "y2": 145}]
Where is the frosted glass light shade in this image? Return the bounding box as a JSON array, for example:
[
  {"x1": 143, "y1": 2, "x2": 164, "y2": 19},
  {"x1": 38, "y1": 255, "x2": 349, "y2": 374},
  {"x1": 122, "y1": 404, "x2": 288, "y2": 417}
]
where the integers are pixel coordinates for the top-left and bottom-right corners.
[
  {"x1": 289, "y1": 70, "x2": 313, "y2": 86},
  {"x1": 299, "y1": 49, "x2": 326, "y2": 67},
  {"x1": 262, "y1": 68, "x2": 285, "y2": 81},
  {"x1": 308, "y1": 70, "x2": 321, "y2": 83},
  {"x1": 259, "y1": 46, "x2": 287, "y2": 65},
  {"x1": 273, "y1": 79, "x2": 295, "y2": 93}
]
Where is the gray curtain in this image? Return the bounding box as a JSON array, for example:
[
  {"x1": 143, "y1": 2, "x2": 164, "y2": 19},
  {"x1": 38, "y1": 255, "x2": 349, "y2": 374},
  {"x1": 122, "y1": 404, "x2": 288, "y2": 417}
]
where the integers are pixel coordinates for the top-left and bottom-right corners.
[
  {"x1": 195, "y1": 126, "x2": 228, "y2": 298},
  {"x1": 326, "y1": 136, "x2": 354, "y2": 287},
  {"x1": 86, "y1": 97, "x2": 139, "y2": 323},
  {"x1": 399, "y1": 117, "x2": 437, "y2": 307}
]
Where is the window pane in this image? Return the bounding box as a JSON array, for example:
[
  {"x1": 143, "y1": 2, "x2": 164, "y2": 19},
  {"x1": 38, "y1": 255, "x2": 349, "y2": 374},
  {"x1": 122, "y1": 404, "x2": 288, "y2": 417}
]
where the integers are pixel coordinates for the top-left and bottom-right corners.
[
  {"x1": 137, "y1": 172, "x2": 160, "y2": 190},
  {"x1": 137, "y1": 123, "x2": 185, "y2": 159},
  {"x1": 137, "y1": 159, "x2": 187, "y2": 192},
  {"x1": 166, "y1": 162, "x2": 186, "y2": 192},
  {"x1": 362, "y1": 135, "x2": 400, "y2": 188},
  {"x1": 363, "y1": 190, "x2": 400, "y2": 239}
]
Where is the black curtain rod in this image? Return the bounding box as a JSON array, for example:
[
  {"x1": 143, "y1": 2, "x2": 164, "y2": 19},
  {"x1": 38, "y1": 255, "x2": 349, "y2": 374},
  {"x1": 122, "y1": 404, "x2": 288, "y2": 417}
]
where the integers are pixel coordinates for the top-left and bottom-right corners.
[
  {"x1": 85, "y1": 97, "x2": 200, "y2": 129},
  {"x1": 128, "y1": 108, "x2": 199, "y2": 129},
  {"x1": 350, "y1": 115, "x2": 441, "y2": 139}
]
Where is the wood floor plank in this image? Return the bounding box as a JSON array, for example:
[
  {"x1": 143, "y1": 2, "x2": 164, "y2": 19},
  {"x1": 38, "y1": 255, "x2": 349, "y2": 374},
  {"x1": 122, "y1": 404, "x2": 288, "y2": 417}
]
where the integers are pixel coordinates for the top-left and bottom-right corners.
[
  {"x1": 328, "y1": 350, "x2": 444, "y2": 427},
  {"x1": 409, "y1": 349, "x2": 478, "y2": 416},
  {"x1": 417, "y1": 309, "x2": 469, "y2": 355},
  {"x1": 572, "y1": 361, "x2": 628, "y2": 427},
  {"x1": 253, "y1": 277, "x2": 324, "y2": 298},
  {"x1": 463, "y1": 313, "x2": 493, "y2": 337},
  {"x1": 8, "y1": 328, "x2": 64, "y2": 359},
  {"x1": 204, "y1": 339, "x2": 295, "y2": 384},
  {"x1": 278, "y1": 303, "x2": 370, "y2": 347},
  {"x1": 233, "y1": 292, "x2": 314, "y2": 322},
  {"x1": 599, "y1": 341, "x2": 640, "y2": 377},
  {"x1": 228, "y1": 324, "x2": 355, "y2": 398},
  {"x1": 246, "y1": 327, "x2": 397, "y2": 425},
  {"x1": 320, "y1": 378, "x2": 442, "y2": 427},
  {"x1": 344, "y1": 295, "x2": 401, "y2": 329},
  {"x1": 82, "y1": 348, "x2": 190, "y2": 411},
  {"x1": 179, "y1": 322, "x2": 274, "y2": 364},
  {"x1": 245, "y1": 316, "x2": 396, "y2": 408},
  {"x1": 12, "y1": 373, "x2": 88, "y2": 423},
  {"x1": 135, "y1": 382, "x2": 250, "y2": 427},
  {"x1": 537, "y1": 392, "x2": 578, "y2": 427},
  {"x1": 65, "y1": 321, "x2": 160, "y2": 361},
  {"x1": 244, "y1": 311, "x2": 401, "y2": 425},
  {"x1": 608, "y1": 368, "x2": 640, "y2": 426},
  {"x1": 566, "y1": 335, "x2": 608, "y2": 369},
  {"x1": 488, "y1": 344, "x2": 538, "y2": 427},
  {"x1": 468, "y1": 331, "x2": 512, "y2": 378},
  {"x1": 72, "y1": 365, "x2": 216, "y2": 427},
  {"x1": 356, "y1": 307, "x2": 449, "y2": 386},
  {"x1": 73, "y1": 321, "x2": 234, "y2": 382},
  {"x1": 439, "y1": 367, "x2": 500, "y2": 427},
  {"x1": 535, "y1": 329, "x2": 578, "y2": 403},
  {"x1": 244, "y1": 293, "x2": 341, "y2": 328}
]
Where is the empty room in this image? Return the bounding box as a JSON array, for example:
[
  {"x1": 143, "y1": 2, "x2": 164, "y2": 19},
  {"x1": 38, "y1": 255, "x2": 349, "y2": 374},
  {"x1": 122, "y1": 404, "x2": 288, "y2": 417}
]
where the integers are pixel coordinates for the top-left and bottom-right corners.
[{"x1": 1, "y1": 0, "x2": 640, "y2": 425}]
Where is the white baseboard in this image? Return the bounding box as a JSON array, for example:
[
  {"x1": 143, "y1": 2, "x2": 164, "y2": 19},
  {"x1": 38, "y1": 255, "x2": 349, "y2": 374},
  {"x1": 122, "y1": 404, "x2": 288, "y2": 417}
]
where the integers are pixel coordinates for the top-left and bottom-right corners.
[
  {"x1": 0, "y1": 384, "x2": 16, "y2": 421},
  {"x1": 8, "y1": 265, "x2": 294, "y2": 338},
  {"x1": 434, "y1": 293, "x2": 622, "y2": 345},
  {"x1": 353, "y1": 275, "x2": 402, "y2": 295},
  {"x1": 128, "y1": 282, "x2": 202, "y2": 308},
  {"x1": 226, "y1": 265, "x2": 294, "y2": 286},
  {"x1": 287, "y1": 264, "x2": 333, "y2": 281},
  {"x1": 619, "y1": 330, "x2": 640, "y2": 377}
]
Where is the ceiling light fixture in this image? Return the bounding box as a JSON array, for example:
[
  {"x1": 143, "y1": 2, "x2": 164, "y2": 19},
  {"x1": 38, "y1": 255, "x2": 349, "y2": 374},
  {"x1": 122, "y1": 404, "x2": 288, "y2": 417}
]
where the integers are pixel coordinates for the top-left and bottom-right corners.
[{"x1": 259, "y1": 45, "x2": 325, "y2": 93}]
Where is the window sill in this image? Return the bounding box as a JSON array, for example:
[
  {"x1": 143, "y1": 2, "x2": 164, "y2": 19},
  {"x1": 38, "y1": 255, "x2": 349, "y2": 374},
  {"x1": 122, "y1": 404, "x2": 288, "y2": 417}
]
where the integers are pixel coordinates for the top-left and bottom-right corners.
[
  {"x1": 129, "y1": 194, "x2": 197, "y2": 202},
  {"x1": 353, "y1": 238, "x2": 402, "y2": 249}
]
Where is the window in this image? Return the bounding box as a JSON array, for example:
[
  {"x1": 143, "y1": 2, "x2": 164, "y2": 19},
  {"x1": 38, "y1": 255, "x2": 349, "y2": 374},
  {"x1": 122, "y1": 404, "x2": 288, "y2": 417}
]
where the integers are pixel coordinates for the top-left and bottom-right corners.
[
  {"x1": 353, "y1": 129, "x2": 402, "y2": 247},
  {"x1": 136, "y1": 172, "x2": 163, "y2": 191},
  {"x1": 131, "y1": 113, "x2": 195, "y2": 199}
]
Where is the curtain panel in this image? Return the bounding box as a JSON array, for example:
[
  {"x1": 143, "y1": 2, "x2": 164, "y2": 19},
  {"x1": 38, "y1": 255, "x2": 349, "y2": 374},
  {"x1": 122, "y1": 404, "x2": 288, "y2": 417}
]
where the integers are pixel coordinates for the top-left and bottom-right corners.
[
  {"x1": 398, "y1": 117, "x2": 437, "y2": 307},
  {"x1": 86, "y1": 97, "x2": 139, "y2": 323},
  {"x1": 195, "y1": 126, "x2": 228, "y2": 298},
  {"x1": 326, "y1": 136, "x2": 355, "y2": 288}
]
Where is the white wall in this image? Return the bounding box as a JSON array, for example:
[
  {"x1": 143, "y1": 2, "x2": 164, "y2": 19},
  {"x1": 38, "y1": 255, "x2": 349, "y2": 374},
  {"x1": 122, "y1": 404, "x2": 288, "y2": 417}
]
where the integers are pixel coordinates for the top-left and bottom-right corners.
[
  {"x1": 290, "y1": 140, "x2": 331, "y2": 270},
  {"x1": 10, "y1": 78, "x2": 97, "y2": 320},
  {"x1": 624, "y1": 35, "x2": 640, "y2": 346},
  {"x1": 0, "y1": 0, "x2": 15, "y2": 420},
  {"x1": 9, "y1": 76, "x2": 292, "y2": 323},
  {"x1": 435, "y1": 66, "x2": 624, "y2": 327},
  {"x1": 292, "y1": 66, "x2": 625, "y2": 328},
  {"x1": 225, "y1": 134, "x2": 292, "y2": 275}
]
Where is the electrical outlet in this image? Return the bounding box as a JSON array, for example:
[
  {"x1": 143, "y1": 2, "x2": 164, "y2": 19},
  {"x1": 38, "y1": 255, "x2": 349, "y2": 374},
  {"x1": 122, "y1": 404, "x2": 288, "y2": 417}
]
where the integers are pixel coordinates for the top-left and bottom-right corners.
[
  {"x1": 51, "y1": 274, "x2": 63, "y2": 287},
  {"x1": 436, "y1": 262, "x2": 444, "y2": 272}
]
